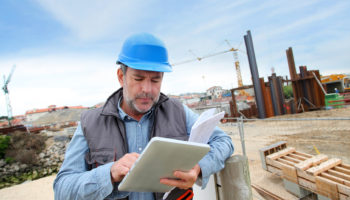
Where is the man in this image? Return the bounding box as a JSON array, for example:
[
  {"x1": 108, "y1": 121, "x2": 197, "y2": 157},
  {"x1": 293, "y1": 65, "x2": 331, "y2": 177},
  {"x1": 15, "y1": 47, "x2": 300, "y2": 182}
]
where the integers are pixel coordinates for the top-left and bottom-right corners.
[{"x1": 53, "y1": 33, "x2": 234, "y2": 200}]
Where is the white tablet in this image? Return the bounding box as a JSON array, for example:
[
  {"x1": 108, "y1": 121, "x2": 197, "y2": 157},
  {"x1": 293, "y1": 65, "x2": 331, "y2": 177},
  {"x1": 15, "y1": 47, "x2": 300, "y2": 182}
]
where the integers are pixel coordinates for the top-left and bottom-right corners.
[{"x1": 118, "y1": 137, "x2": 210, "y2": 193}]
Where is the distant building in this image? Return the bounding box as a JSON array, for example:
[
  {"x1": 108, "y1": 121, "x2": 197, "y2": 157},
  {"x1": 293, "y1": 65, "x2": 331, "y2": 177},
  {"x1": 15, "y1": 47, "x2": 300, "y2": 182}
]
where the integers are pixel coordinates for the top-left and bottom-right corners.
[
  {"x1": 0, "y1": 115, "x2": 26, "y2": 127},
  {"x1": 206, "y1": 86, "x2": 224, "y2": 99}
]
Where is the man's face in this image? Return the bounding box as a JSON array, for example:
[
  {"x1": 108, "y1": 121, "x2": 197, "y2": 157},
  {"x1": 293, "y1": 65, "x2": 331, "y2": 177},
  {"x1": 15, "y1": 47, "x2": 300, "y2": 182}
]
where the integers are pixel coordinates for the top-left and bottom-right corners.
[{"x1": 118, "y1": 67, "x2": 163, "y2": 116}]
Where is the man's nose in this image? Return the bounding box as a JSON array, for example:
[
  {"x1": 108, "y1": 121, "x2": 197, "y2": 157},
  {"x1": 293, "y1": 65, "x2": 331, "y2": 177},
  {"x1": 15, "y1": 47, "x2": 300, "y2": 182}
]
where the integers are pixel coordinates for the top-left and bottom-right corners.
[{"x1": 141, "y1": 80, "x2": 152, "y2": 93}]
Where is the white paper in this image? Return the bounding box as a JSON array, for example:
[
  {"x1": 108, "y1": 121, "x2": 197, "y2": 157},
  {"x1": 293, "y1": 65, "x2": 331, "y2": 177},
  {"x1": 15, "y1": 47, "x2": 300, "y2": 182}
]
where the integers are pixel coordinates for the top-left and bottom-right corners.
[
  {"x1": 163, "y1": 109, "x2": 224, "y2": 199},
  {"x1": 189, "y1": 108, "x2": 225, "y2": 144}
]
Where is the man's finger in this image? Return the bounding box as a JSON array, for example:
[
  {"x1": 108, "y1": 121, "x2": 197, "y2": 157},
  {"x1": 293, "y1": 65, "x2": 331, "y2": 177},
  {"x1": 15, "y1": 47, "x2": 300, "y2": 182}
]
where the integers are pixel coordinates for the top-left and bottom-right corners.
[
  {"x1": 159, "y1": 178, "x2": 188, "y2": 189},
  {"x1": 173, "y1": 171, "x2": 194, "y2": 181},
  {"x1": 118, "y1": 165, "x2": 130, "y2": 176},
  {"x1": 120, "y1": 153, "x2": 139, "y2": 168}
]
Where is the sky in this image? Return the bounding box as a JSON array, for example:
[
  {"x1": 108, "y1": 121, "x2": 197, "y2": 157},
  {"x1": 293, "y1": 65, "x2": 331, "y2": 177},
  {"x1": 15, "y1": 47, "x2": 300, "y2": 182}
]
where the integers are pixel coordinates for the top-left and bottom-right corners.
[{"x1": 1, "y1": 0, "x2": 350, "y2": 116}]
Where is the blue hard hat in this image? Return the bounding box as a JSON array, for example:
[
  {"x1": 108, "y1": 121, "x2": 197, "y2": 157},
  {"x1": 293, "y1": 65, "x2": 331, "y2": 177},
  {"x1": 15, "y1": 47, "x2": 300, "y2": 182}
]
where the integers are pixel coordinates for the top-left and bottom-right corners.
[{"x1": 117, "y1": 33, "x2": 172, "y2": 72}]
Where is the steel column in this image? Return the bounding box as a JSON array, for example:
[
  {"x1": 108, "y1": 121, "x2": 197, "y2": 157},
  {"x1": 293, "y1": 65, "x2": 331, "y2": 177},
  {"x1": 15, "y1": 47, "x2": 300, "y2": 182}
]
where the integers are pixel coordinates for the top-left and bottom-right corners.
[
  {"x1": 269, "y1": 75, "x2": 280, "y2": 115},
  {"x1": 244, "y1": 30, "x2": 266, "y2": 119}
]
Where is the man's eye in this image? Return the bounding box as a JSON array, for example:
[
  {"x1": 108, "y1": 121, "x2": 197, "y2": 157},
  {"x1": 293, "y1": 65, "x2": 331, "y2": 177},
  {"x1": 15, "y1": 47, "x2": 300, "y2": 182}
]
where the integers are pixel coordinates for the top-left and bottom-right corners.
[
  {"x1": 151, "y1": 80, "x2": 160, "y2": 83},
  {"x1": 135, "y1": 79, "x2": 142, "y2": 81}
]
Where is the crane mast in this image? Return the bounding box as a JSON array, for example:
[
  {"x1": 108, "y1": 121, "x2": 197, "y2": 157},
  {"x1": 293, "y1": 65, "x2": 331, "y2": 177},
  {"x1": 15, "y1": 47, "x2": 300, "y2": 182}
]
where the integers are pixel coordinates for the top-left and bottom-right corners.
[
  {"x1": 2, "y1": 65, "x2": 16, "y2": 126},
  {"x1": 233, "y1": 51, "x2": 243, "y2": 88}
]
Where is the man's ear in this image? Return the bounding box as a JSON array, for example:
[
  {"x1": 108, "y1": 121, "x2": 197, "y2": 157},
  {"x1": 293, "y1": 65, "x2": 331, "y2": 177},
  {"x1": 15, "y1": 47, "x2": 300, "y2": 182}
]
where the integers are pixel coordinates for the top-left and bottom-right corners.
[{"x1": 117, "y1": 68, "x2": 124, "y2": 86}]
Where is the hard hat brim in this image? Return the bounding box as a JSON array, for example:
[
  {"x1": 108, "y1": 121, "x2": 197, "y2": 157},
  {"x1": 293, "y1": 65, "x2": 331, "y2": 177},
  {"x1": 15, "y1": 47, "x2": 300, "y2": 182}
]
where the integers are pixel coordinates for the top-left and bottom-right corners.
[{"x1": 117, "y1": 61, "x2": 172, "y2": 72}]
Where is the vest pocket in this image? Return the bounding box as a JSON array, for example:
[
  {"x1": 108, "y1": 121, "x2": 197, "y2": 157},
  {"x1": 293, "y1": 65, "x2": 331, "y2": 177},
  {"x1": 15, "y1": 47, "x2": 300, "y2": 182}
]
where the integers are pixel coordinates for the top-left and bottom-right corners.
[{"x1": 85, "y1": 149, "x2": 115, "y2": 170}]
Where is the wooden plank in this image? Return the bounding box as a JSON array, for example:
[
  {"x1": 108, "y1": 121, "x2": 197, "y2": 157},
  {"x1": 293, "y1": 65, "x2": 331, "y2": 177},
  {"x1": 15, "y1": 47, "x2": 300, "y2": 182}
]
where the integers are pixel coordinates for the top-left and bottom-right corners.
[
  {"x1": 298, "y1": 177, "x2": 316, "y2": 191},
  {"x1": 307, "y1": 158, "x2": 342, "y2": 176},
  {"x1": 251, "y1": 184, "x2": 285, "y2": 200},
  {"x1": 282, "y1": 155, "x2": 301, "y2": 163},
  {"x1": 297, "y1": 168, "x2": 316, "y2": 182},
  {"x1": 335, "y1": 166, "x2": 350, "y2": 175},
  {"x1": 294, "y1": 151, "x2": 313, "y2": 158},
  {"x1": 339, "y1": 194, "x2": 350, "y2": 200},
  {"x1": 338, "y1": 184, "x2": 350, "y2": 196},
  {"x1": 328, "y1": 169, "x2": 350, "y2": 181},
  {"x1": 277, "y1": 157, "x2": 297, "y2": 166},
  {"x1": 321, "y1": 172, "x2": 345, "y2": 184},
  {"x1": 266, "y1": 157, "x2": 284, "y2": 169},
  {"x1": 295, "y1": 154, "x2": 328, "y2": 170},
  {"x1": 266, "y1": 147, "x2": 295, "y2": 160},
  {"x1": 341, "y1": 164, "x2": 350, "y2": 170},
  {"x1": 281, "y1": 164, "x2": 298, "y2": 183},
  {"x1": 325, "y1": 171, "x2": 350, "y2": 188},
  {"x1": 316, "y1": 176, "x2": 339, "y2": 199},
  {"x1": 288, "y1": 153, "x2": 307, "y2": 161},
  {"x1": 267, "y1": 165, "x2": 282, "y2": 176}
]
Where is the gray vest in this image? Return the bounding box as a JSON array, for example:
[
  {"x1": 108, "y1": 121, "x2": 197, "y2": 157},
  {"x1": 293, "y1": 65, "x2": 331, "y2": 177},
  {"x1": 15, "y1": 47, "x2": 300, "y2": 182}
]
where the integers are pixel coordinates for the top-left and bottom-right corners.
[{"x1": 81, "y1": 88, "x2": 188, "y2": 200}]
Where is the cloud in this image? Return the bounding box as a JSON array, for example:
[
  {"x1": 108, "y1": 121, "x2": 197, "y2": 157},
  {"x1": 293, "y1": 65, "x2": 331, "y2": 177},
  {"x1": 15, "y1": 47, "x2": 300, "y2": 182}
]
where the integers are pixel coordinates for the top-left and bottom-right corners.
[
  {"x1": 266, "y1": 0, "x2": 319, "y2": 18},
  {"x1": 2, "y1": 0, "x2": 350, "y2": 116},
  {"x1": 0, "y1": 54, "x2": 119, "y2": 116},
  {"x1": 34, "y1": 0, "x2": 155, "y2": 41},
  {"x1": 254, "y1": 1, "x2": 348, "y2": 43}
]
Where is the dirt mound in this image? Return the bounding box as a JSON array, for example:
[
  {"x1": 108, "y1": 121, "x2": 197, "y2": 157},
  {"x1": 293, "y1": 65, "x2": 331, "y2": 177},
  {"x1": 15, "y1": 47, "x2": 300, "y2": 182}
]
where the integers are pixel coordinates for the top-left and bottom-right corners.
[{"x1": 30, "y1": 108, "x2": 88, "y2": 126}]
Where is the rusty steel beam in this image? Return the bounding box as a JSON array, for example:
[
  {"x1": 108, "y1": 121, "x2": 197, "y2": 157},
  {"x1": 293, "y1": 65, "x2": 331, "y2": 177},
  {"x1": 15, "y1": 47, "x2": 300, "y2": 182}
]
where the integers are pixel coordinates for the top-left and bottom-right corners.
[
  {"x1": 269, "y1": 75, "x2": 280, "y2": 115},
  {"x1": 260, "y1": 78, "x2": 274, "y2": 118},
  {"x1": 311, "y1": 70, "x2": 325, "y2": 107},
  {"x1": 276, "y1": 76, "x2": 286, "y2": 114},
  {"x1": 299, "y1": 66, "x2": 312, "y2": 110},
  {"x1": 308, "y1": 70, "x2": 321, "y2": 108},
  {"x1": 286, "y1": 47, "x2": 298, "y2": 80},
  {"x1": 286, "y1": 48, "x2": 301, "y2": 110},
  {"x1": 290, "y1": 99, "x2": 296, "y2": 114},
  {"x1": 230, "y1": 89, "x2": 238, "y2": 117}
]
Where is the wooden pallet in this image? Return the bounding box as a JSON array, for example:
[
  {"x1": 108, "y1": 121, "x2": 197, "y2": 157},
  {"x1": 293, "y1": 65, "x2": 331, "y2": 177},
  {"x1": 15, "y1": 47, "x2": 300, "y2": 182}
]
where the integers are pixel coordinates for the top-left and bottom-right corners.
[{"x1": 262, "y1": 143, "x2": 350, "y2": 199}]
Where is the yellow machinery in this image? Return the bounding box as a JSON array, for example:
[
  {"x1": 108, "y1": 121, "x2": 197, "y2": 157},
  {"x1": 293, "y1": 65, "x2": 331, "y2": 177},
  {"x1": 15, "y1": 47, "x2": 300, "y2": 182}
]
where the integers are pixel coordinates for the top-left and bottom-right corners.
[{"x1": 321, "y1": 74, "x2": 350, "y2": 93}]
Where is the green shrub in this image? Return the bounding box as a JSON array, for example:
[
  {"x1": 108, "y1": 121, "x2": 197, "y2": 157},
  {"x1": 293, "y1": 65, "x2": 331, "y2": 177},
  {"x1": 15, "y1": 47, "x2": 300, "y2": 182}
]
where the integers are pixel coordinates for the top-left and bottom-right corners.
[
  {"x1": 5, "y1": 131, "x2": 47, "y2": 165},
  {"x1": 0, "y1": 135, "x2": 10, "y2": 159},
  {"x1": 5, "y1": 157, "x2": 14, "y2": 164},
  {"x1": 283, "y1": 85, "x2": 294, "y2": 99}
]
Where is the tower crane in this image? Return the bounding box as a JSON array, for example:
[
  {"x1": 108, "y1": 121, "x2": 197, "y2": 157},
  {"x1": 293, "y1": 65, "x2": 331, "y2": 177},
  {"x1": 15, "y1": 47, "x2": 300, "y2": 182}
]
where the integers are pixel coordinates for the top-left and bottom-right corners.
[
  {"x1": 172, "y1": 42, "x2": 248, "y2": 96},
  {"x1": 224, "y1": 40, "x2": 243, "y2": 88},
  {"x1": 2, "y1": 65, "x2": 16, "y2": 126}
]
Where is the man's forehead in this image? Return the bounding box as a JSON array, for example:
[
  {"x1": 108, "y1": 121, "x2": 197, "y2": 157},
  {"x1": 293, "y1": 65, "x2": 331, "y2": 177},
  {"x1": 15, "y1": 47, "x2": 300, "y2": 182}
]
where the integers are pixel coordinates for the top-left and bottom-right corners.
[{"x1": 128, "y1": 68, "x2": 163, "y2": 77}]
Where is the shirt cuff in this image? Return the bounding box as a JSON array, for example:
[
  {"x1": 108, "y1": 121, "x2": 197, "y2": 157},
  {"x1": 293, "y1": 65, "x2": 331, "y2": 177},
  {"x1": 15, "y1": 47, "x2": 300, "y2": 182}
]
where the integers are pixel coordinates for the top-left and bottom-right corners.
[
  {"x1": 94, "y1": 162, "x2": 114, "y2": 197},
  {"x1": 95, "y1": 162, "x2": 131, "y2": 199},
  {"x1": 197, "y1": 160, "x2": 211, "y2": 189}
]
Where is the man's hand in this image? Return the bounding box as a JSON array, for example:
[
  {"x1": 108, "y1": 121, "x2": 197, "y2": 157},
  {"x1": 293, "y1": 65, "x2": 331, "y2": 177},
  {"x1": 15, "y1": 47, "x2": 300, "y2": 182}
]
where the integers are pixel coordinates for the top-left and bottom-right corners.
[
  {"x1": 159, "y1": 164, "x2": 201, "y2": 189},
  {"x1": 110, "y1": 153, "x2": 139, "y2": 182}
]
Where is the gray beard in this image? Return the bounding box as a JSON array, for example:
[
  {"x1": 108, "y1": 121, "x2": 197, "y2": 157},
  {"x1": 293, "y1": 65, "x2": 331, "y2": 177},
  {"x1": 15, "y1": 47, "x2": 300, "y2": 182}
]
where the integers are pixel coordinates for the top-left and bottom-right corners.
[{"x1": 123, "y1": 89, "x2": 160, "y2": 115}]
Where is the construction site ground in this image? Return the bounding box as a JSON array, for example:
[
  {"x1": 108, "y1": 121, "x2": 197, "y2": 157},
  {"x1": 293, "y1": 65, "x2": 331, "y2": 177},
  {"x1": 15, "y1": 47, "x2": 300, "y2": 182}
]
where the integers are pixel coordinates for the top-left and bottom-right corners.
[
  {"x1": 220, "y1": 106, "x2": 350, "y2": 199},
  {"x1": 0, "y1": 107, "x2": 349, "y2": 200}
]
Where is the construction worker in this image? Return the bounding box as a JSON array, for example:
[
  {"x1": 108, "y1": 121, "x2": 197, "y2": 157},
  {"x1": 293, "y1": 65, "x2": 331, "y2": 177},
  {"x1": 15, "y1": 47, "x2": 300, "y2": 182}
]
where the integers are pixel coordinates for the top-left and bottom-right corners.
[{"x1": 53, "y1": 33, "x2": 234, "y2": 200}]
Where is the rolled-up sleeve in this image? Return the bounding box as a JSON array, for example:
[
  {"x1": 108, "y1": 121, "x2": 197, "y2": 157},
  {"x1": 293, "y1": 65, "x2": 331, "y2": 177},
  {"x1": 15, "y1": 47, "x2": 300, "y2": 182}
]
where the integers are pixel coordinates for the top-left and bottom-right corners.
[{"x1": 183, "y1": 105, "x2": 234, "y2": 189}]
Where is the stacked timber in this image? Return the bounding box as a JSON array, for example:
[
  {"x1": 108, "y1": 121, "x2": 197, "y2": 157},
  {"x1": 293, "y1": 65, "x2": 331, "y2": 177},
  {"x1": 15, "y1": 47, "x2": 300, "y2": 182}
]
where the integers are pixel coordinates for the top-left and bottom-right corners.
[{"x1": 260, "y1": 142, "x2": 350, "y2": 199}]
